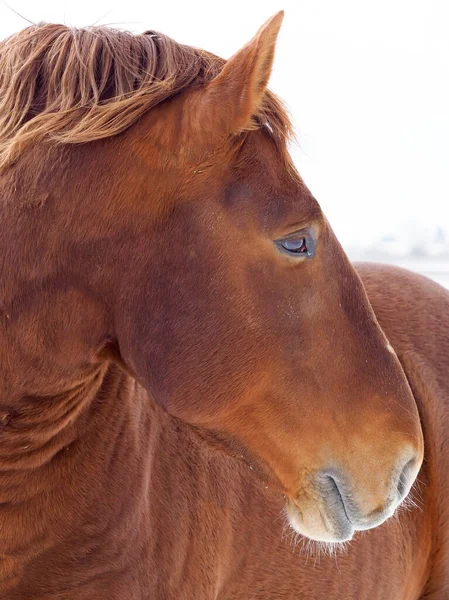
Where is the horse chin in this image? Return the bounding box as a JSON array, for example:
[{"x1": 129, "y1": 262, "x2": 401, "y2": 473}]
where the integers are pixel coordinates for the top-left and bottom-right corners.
[{"x1": 285, "y1": 499, "x2": 355, "y2": 543}]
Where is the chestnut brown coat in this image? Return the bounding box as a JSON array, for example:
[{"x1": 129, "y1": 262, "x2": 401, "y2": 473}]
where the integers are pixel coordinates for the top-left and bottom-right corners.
[{"x1": 0, "y1": 13, "x2": 446, "y2": 600}]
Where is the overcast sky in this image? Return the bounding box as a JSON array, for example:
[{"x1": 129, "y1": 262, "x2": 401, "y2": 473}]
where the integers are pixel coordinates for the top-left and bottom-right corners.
[{"x1": 1, "y1": 0, "x2": 448, "y2": 248}]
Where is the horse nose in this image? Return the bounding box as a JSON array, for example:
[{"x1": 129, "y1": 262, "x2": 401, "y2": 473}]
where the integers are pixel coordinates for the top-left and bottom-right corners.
[
  {"x1": 317, "y1": 452, "x2": 420, "y2": 531},
  {"x1": 396, "y1": 456, "x2": 418, "y2": 501}
]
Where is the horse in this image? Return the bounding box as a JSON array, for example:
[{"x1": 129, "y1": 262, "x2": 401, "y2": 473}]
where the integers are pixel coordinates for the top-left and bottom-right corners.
[{"x1": 0, "y1": 11, "x2": 447, "y2": 599}]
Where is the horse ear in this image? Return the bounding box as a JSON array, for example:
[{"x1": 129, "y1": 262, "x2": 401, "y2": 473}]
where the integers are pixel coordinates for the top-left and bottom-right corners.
[{"x1": 197, "y1": 11, "x2": 284, "y2": 138}]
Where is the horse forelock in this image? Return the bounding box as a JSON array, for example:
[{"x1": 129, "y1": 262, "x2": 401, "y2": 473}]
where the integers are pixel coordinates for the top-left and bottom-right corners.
[{"x1": 0, "y1": 23, "x2": 293, "y2": 171}]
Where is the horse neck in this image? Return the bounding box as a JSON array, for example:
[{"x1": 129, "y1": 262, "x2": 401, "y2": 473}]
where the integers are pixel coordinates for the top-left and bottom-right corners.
[
  {"x1": 0, "y1": 365, "x2": 151, "y2": 583},
  {"x1": 0, "y1": 362, "x2": 252, "y2": 595}
]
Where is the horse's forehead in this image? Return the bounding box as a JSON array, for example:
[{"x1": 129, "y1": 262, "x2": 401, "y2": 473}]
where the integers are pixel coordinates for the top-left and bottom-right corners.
[
  {"x1": 221, "y1": 139, "x2": 322, "y2": 226},
  {"x1": 126, "y1": 102, "x2": 319, "y2": 225}
]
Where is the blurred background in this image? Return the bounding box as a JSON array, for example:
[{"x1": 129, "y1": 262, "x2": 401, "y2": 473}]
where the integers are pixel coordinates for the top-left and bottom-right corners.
[{"x1": 1, "y1": 0, "x2": 448, "y2": 287}]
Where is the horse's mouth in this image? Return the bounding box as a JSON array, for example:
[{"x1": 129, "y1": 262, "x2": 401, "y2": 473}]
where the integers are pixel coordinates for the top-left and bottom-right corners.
[{"x1": 286, "y1": 497, "x2": 355, "y2": 543}]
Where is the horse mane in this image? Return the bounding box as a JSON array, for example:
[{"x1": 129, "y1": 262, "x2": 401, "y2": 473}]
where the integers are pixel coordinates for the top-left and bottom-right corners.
[{"x1": 0, "y1": 23, "x2": 293, "y2": 170}]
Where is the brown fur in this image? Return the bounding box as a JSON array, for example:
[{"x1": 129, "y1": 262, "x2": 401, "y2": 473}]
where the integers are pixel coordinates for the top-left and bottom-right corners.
[{"x1": 0, "y1": 13, "x2": 446, "y2": 599}]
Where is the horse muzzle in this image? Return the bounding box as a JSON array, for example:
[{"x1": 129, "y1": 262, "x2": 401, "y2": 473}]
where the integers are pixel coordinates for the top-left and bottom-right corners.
[{"x1": 286, "y1": 451, "x2": 421, "y2": 543}]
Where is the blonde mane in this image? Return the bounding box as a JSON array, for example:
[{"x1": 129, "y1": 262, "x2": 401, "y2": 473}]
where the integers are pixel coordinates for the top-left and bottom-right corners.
[{"x1": 0, "y1": 23, "x2": 292, "y2": 169}]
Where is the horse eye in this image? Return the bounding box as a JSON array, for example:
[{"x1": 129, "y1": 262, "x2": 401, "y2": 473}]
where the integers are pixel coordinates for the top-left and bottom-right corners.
[{"x1": 276, "y1": 235, "x2": 315, "y2": 258}]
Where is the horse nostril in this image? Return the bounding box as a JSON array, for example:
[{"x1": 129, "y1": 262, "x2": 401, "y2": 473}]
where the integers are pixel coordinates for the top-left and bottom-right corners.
[
  {"x1": 397, "y1": 457, "x2": 417, "y2": 500},
  {"x1": 316, "y1": 458, "x2": 420, "y2": 533},
  {"x1": 317, "y1": 472, "x2": 350, "y2": 519}
]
